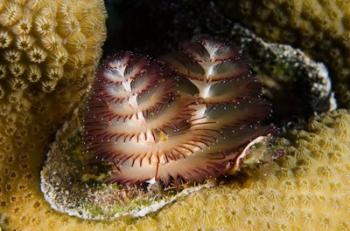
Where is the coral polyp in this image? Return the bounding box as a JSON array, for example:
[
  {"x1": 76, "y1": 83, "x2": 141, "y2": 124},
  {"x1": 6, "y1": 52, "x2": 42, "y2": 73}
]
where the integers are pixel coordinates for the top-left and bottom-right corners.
[{"x1": 83, "y1": 37, "x2": 274, "y2": 185}]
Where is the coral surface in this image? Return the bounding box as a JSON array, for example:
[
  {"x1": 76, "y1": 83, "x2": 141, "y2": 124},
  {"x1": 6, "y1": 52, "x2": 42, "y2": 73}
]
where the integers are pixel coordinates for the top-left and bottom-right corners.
[
  {"x1": 217, "y1": 0, "x2": 350, "y2": 107},
  {"x1": 0, "y1": 0, "x2": 106, "y2": 149},
  {"x1": 0, "y1": 0, "x2": 106, "y2": 180},
  {"x1": 0, "y1": 0, "x2": 106, "y2": 100},
  {"x1": 3, "y1": 104, "x2": 350, "y2": 230},
  {"x1": 1, "y1": 0, "x2": 350, "y2": 230},
  {"x1": 0, "y1": 0, "x2": 106, "y2": 229}
]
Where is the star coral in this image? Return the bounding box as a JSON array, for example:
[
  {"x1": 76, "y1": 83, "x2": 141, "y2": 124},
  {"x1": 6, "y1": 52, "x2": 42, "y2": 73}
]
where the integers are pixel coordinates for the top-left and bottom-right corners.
[
  {"x1": 152, "y1": 109, "x2": 350, "y2": 231},
  {"x1": 0, "y1": 0, "x2": 106, "y2": 229},
  {"x1": 0, "y1": 0, "x2": 107, "y2": 147},
  {"x1": 84, "y1": 37, "x2": 273, "y2": 185},
  {"x1": 4, "y1": 107, "x2": 350, "y2": 230},
  {"x1": 0, "y1": 0, "x2": 106, "y2": 125},
  {"x1": 1, "y1": 1, "x2": 350, "y2": 229}
]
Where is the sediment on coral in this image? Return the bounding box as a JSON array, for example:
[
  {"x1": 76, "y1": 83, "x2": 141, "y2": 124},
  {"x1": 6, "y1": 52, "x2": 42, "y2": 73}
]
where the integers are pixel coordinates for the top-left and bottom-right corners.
[{"x1": 216, "y1": 0, "x2": 350, "y2": 108}]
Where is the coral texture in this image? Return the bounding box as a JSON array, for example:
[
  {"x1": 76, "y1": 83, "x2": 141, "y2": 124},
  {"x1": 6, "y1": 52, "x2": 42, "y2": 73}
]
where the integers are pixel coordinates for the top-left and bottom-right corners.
[
  {"x1": 1, "y1": 0, "x2": 350, "y2": 230},
  {"x1": 0, "y1": 0, "x2": 106, "y2": 229},
  {"x1": 0, "y1": 0, "x2": 106, "y2": 134},
  {"x1": 3, "y1": 105, "x2": 350, "y2": 230},
  {"x1": 217, "y1": 0, "x2": 350, "y2": 107},
  {"x1": 84, "y1": 38, "x2": 273, "y2": 185}
]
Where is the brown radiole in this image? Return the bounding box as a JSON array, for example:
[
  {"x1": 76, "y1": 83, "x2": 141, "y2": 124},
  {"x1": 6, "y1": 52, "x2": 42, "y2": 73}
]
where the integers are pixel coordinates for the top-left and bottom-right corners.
[{"x1": 84, "y1": 37, "x2": 273, "y2": 185}]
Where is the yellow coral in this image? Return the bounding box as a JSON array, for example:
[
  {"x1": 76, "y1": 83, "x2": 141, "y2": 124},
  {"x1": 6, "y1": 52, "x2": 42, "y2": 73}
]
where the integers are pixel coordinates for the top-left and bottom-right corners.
[
  {"x1": 151, "y1": 109, "x2": 350, "y2": 231},
  {"x1": 2, "y1": 99, "x2": 350, "y2": 230},
  {"x1": 1, "y1": 0, "x2": 350, "y2": 229},
  {"x1": 0, "y1": 0, "x2": 106, "y2": 112},
  {"x1": 217, "y1": 0, "x2": 350, "y2": 107},
  {"x1": 0, "y1": 0, "x2": 106, "y2": 229},
  {"x1": 0, "y1": 0, "x2": 106, "y2": 125}
]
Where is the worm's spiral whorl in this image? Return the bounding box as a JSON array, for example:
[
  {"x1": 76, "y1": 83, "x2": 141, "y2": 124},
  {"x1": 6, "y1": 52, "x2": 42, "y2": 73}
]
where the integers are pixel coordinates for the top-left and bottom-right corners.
[{"x1": 84, "y1": 37, "x2": 273, "y2": 186}]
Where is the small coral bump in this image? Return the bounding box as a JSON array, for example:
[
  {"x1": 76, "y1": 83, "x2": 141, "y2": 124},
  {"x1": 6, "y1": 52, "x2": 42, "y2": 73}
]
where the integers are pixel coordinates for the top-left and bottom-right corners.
[
  {"x1": 46, "y1": 65, "x2": 64, "y2": 80},
  {"x1": 7, "y1": 90, "x2": 22, "y2": 104},
  {"x1": 0, "y1": 3, "x2": 22, "y2": 26},
  {"x1": 15, "y1": 34, "x2": 34, "y2": 50},
  {"x1": 41, "y1": 78, "x2": 58, "y2": 93},
  {"x1": 40, "y1": 33, "x2": 62, "y2": 51},
  {"x1": 27, "y1": 46, "x2": 47, "y2": 63},
  {"x1": 8, "y1": 76, "x2": 27, "y2": 91},
  {"x1": 0, "y1": 29, "x2": 13, "y2": 48},
  {"x1": 66, "y1": 32, "x2": 87, "y2": 52},
  {"x1": 9, "y1": 62, "x2": 25, "y2": 77},
  {"x1": 66, "y1": 52, "x2": 85, "y2": 68},
  {"x1": 34, "y1": 14, "x2": 54, "y2": 35},
  {"x1": 47, "y1": 47, "x2": 68, "y2": 65},
  {"x1": 12, "y1": 15, "x2": 32, "y2": 34},
  {"x1": 26, "y1": 64, "x2": 41, "y2": 82},
  {"x1": 0, "y1": 64, "x2": 7, "y2": 79},
  {"x1": 3, "y1": 49, "x2": 22, "y2": 63},
  {"x1": 57, "y1": 15, "x2": 80, "y2": 37},
  {"x1": 0, "y1": 103, "x2": 11, "y2": 116}
]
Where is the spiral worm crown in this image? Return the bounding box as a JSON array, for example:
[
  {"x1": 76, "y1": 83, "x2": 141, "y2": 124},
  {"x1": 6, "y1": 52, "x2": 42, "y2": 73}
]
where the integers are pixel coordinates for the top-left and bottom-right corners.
[{"x1": 84, "y1": 37, "x2": 273, "y2": 185}]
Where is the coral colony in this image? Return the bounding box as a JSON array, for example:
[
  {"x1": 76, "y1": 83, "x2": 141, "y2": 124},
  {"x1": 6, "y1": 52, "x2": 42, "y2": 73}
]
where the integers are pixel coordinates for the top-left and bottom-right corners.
[
  {"x1": 0, "y1": 0, "x2": 106, "y2": 143},
  {"x1": 3, "y1": 1, "x2": 350, "y2": 229},
  {"x1": 83, "y1": 36, "x2": 274, "y2": 186}
]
